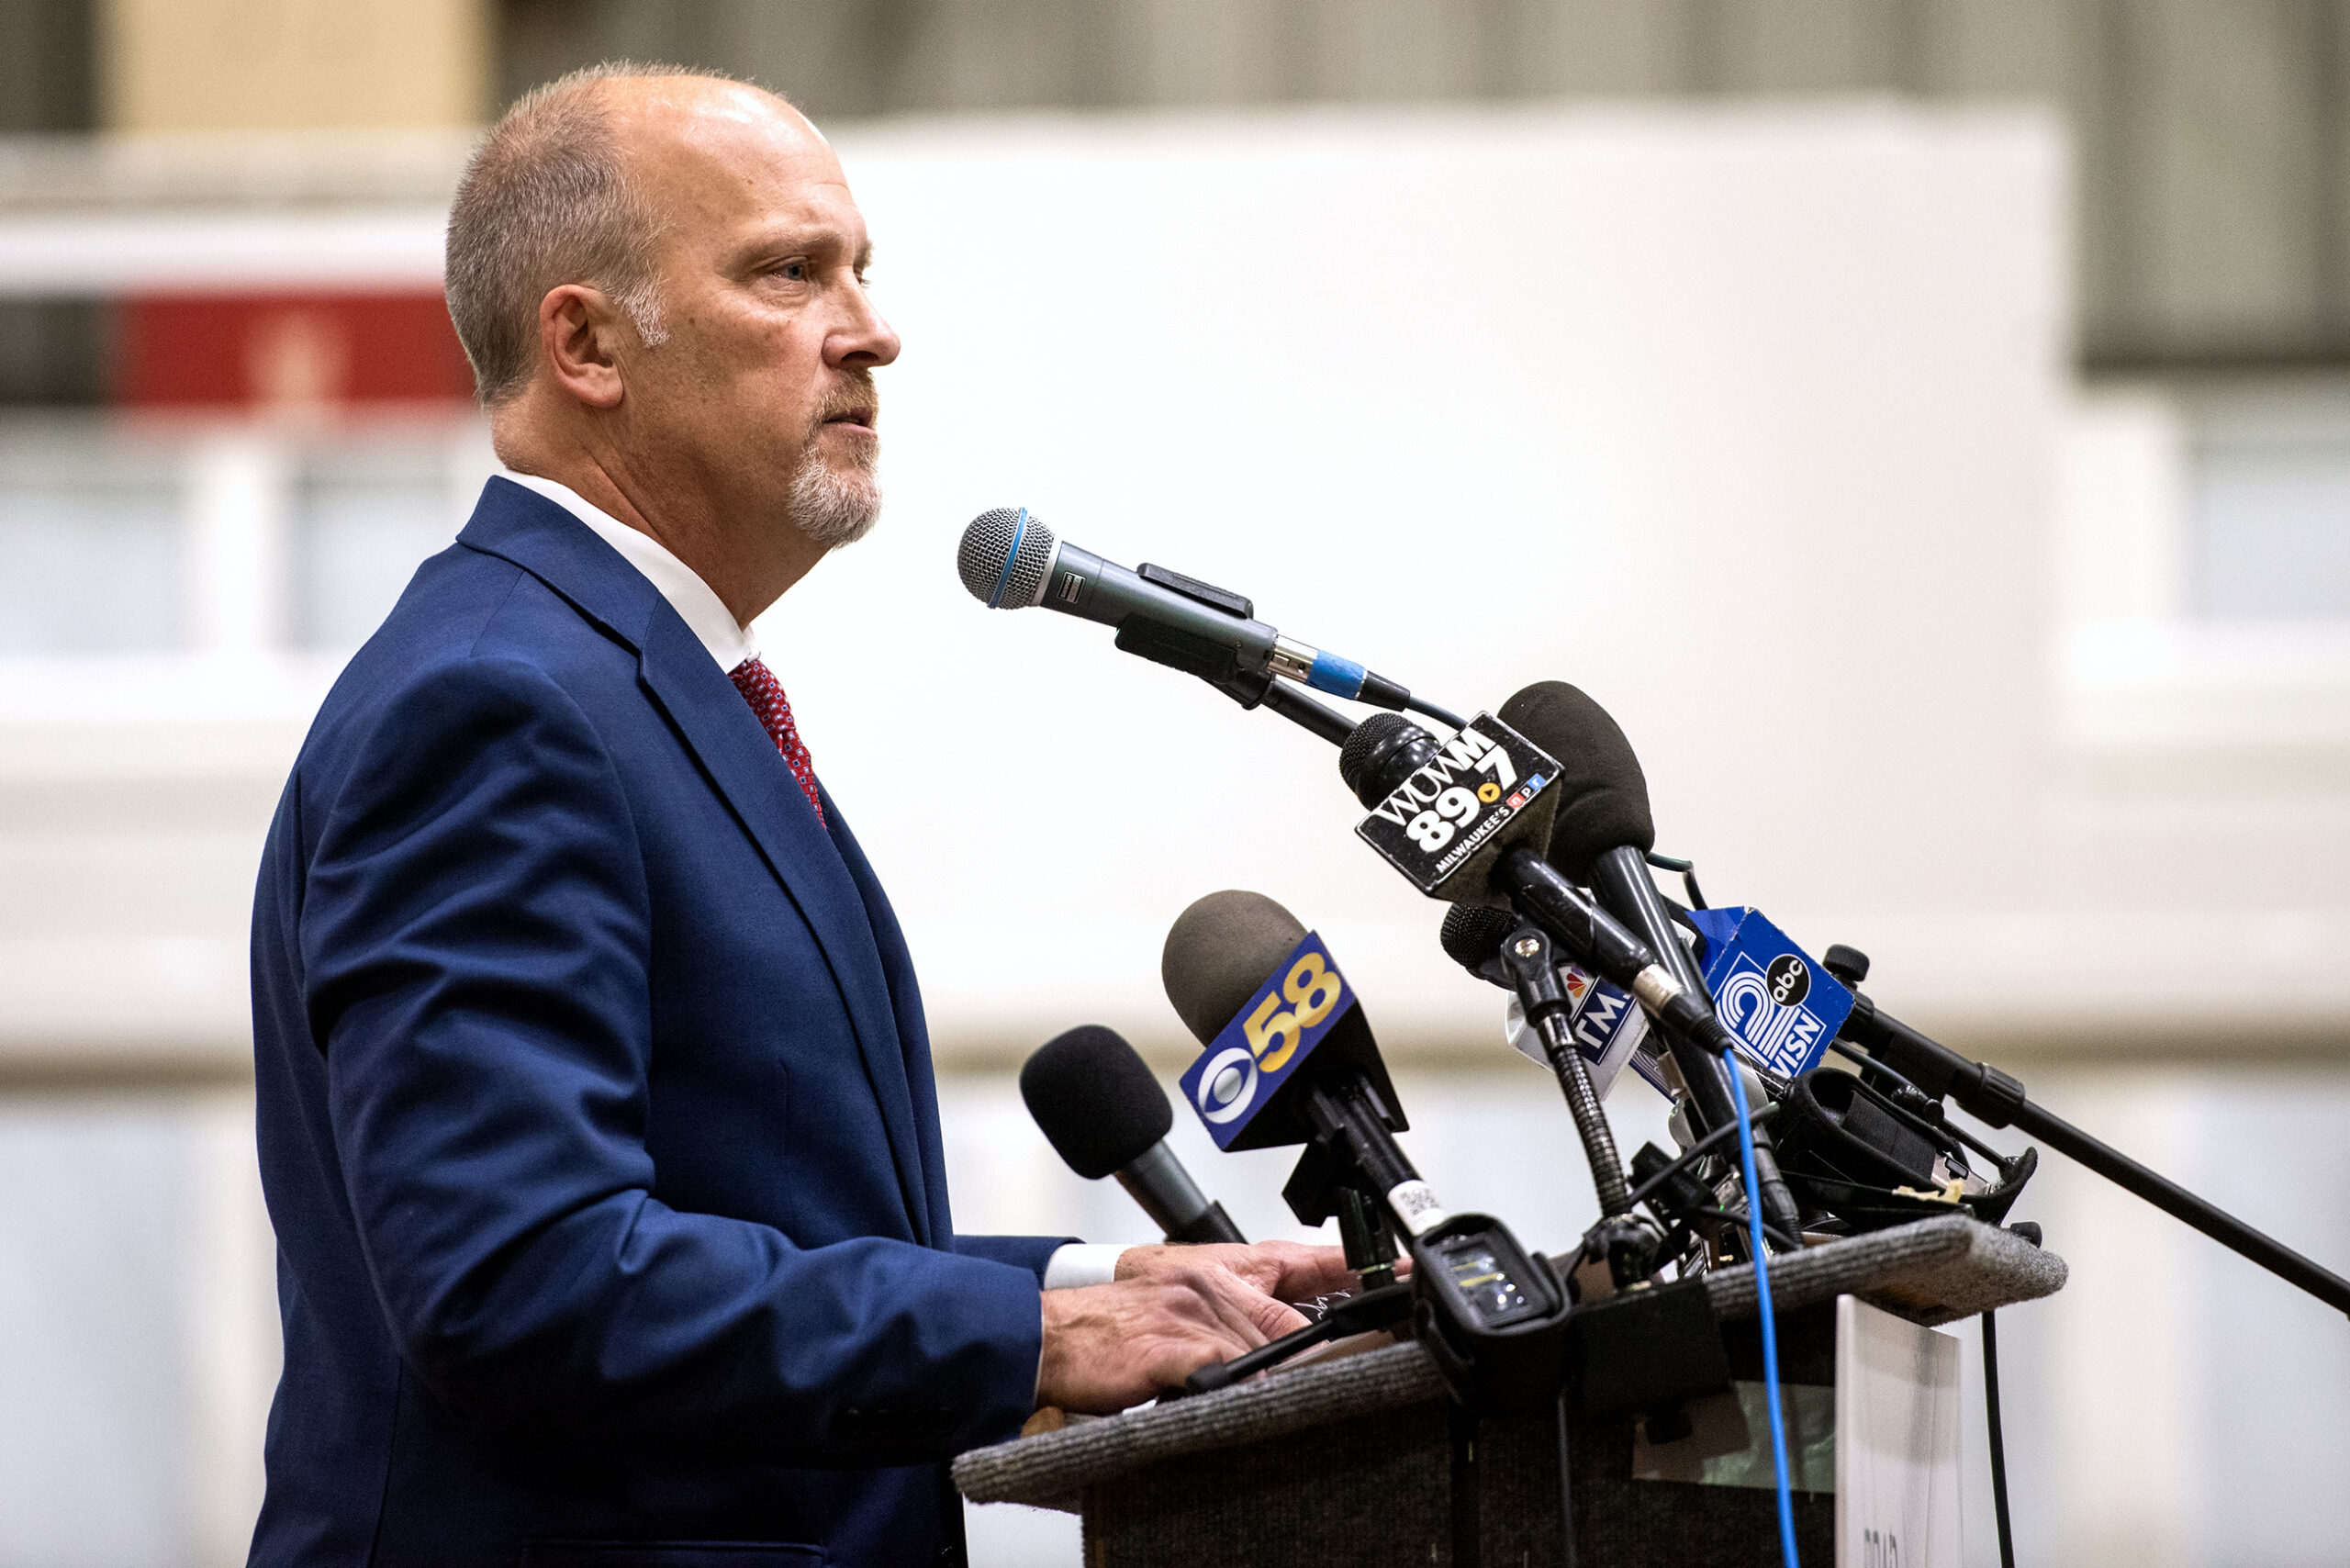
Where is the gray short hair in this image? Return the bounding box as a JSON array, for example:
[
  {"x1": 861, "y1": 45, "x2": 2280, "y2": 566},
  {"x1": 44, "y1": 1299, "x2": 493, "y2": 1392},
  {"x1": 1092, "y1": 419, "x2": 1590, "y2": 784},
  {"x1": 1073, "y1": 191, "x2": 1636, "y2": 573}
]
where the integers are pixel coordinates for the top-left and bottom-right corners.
[{"x1": 444, "y1": 62, "x2": 748, "y2": 405}]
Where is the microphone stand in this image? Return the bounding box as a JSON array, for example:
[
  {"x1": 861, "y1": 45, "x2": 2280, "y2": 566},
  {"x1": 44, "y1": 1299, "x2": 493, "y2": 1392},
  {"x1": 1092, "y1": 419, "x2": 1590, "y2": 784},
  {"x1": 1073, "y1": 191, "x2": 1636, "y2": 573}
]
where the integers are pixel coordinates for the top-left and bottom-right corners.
[{"x1": 1827, "y1": 948, "x2": 2350, "y2": 1318}]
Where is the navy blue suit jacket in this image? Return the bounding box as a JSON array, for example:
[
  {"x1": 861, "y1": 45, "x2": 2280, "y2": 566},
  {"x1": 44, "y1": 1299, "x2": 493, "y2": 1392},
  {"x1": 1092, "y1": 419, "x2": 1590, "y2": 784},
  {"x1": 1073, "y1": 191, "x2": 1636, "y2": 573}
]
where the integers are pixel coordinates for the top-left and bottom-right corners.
[{"x1": 249, "y1": 478, "x2": 1065, "y2": 1568}]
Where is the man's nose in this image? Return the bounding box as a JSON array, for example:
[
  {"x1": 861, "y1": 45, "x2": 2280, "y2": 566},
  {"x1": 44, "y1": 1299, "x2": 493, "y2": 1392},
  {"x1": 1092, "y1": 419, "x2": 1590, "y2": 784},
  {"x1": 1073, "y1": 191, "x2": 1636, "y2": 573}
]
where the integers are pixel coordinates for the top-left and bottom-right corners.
[{"x1": 830, "y1": 280, "x2": 901, "y2": 369}]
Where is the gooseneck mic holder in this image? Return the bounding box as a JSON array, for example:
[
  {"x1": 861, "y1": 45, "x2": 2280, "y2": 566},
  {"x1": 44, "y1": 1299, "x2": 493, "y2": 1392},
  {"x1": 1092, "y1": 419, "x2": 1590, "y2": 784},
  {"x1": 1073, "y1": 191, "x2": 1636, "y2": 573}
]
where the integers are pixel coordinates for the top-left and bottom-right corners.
[
  {"x1": 1825, "y1": 947, "x2": 2350, "y2": 1318},
  {"x1": 1497, "y1": 921, "x2": 1663, "y2": 1291},
  {"x1": 1498, "y1": 922, "x2": 1631, "y2": 1215}
]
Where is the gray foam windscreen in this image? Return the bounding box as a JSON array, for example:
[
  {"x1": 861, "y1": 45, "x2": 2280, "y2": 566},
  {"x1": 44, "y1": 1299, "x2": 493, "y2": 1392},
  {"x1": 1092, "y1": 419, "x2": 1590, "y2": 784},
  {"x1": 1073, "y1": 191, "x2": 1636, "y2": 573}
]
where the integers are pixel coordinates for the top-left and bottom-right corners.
[
  {"x1": 1161, "y1": 890, "x2": 1310, "y2": 1047},
  {"x1": 957, "y1": 507, "x2": 1058, "y2": 609}
]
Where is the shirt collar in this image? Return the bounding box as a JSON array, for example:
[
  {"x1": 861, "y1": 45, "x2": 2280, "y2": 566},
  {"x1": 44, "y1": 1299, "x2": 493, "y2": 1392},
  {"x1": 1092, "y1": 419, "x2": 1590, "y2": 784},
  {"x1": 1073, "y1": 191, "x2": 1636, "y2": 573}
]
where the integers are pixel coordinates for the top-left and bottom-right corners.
[{"x1": 500, "y1": 471, "x2": 757, "y2": 673}]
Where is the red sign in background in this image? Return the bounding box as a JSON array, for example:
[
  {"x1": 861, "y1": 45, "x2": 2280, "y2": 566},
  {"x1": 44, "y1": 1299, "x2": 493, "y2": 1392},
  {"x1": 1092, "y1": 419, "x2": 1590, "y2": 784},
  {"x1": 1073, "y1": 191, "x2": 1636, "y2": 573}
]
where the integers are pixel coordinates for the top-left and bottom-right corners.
[{"x1": 117, "y1": 291, "x2": 476, "y2": 409}]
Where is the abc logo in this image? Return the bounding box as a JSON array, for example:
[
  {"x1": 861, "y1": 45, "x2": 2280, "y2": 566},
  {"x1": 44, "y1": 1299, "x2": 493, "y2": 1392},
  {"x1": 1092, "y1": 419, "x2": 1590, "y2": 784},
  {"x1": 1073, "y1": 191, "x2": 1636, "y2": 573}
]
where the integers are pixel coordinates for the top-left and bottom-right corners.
[
  {"x1": 1764, "y1": 953, "x2": 1811, "y2": 1009},
  {"x1": 1194, "y1": 1046, "x2": 1258, "y2": 1125}
]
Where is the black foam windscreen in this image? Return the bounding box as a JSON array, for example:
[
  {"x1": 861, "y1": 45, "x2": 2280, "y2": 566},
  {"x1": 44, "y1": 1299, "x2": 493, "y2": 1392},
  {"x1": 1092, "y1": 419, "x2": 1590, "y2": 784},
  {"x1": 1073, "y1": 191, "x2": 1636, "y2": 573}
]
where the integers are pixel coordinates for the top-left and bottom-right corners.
[
  {"x1": 1495, "y1": 680, "x2": 1656, "y2": 881},
  {"x1": 1161, "y1": 890, "x2": 1309, "y2": 1047},
  {"x1": 1439, "y1": 903, "x2": 1520, "y2": 976},
  {"x1": 1019, "y1": 1025, "x2": 1173, "y2": 1181},
  {"x1": 1337, "y1": 712, "x2": 1423, "y2": 807}
]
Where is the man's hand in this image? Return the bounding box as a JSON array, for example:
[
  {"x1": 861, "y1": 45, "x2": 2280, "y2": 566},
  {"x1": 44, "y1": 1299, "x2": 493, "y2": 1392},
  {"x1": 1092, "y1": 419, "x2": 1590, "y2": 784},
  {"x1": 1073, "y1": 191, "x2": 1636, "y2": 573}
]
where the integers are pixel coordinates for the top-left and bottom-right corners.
[
  {"x1": 1036, "y1": 1267, "x2": 1308, "y2": 1415},
  {"x1": 1115, "y1": 1240, "x2": 1369, "y2": 1305}
]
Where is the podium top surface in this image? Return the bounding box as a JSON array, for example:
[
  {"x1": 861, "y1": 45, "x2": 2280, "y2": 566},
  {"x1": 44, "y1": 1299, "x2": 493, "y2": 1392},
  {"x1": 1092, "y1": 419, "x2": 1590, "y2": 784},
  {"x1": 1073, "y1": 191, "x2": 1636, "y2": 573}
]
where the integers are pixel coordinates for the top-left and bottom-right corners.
[{"x1": 955, "y1": 1214, "x2": 2064, "y2": 1509}]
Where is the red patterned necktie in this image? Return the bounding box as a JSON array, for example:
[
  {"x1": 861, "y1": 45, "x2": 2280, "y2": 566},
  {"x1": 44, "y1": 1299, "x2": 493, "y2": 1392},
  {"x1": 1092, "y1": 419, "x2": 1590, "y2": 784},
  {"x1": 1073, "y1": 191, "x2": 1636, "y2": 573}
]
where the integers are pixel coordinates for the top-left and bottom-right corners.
[{"x1": 728, "y1": 657, "x2": 825, "y2": 826}]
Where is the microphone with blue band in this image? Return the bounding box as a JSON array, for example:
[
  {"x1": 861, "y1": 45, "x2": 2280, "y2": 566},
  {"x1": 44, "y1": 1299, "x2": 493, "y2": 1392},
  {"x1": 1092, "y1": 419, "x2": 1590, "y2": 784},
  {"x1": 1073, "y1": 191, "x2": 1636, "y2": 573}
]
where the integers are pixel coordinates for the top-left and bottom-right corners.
[{"x1": 957, "y1": 506, "x2": 1451, "y2": 720}]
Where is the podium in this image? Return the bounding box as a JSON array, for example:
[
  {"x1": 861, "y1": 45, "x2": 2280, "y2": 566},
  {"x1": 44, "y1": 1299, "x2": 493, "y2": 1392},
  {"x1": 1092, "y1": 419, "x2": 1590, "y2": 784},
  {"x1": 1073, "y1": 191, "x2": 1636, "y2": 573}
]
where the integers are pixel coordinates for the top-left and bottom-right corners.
[{"x1": 955, "y1": 1215, "x2": 2065, "y2": 1567}]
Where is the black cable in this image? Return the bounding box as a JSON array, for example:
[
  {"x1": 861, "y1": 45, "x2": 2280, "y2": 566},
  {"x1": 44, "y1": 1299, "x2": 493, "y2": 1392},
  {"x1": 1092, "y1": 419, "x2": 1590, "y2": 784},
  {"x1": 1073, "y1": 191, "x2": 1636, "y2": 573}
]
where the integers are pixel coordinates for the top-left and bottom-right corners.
[
  {"x1": 1984, "y1": 1310, "x2": 2015, "y2": 1568},
  {"x1": 1555, "y1": 1389, "x2": 1579, "y2": 1568},
  {"x1": 1695, "y1": 1206, "x2": 1805, "y2": 1254},
  {"x1": 1258, "y1": 682, "x2": 1358, "y2": 745},
  {"x1": 1450, "y1": 1406, "x2": 1482, "y2": 1568},
  {"x1": 1406, "y1": 694, "x2": 1468, "y2": 731},
  {"x1": 1620, "y1": 1103, "x2": 1781, "y2": 1213}
]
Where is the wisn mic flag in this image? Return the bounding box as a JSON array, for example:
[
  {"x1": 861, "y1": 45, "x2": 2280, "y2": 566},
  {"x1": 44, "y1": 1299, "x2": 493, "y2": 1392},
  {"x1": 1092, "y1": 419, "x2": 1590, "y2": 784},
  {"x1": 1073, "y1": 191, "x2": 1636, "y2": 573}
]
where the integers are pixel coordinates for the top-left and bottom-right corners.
[{"x1": 1684, "y1": 907, "x2": 1852, "y2": 1080}]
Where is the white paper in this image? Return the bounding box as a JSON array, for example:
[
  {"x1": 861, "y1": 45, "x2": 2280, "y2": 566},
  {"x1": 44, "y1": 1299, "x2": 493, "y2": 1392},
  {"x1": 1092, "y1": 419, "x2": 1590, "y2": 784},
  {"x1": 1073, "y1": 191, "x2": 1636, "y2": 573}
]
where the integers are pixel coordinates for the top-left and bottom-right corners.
[{"x1": 1835, "y1": 1294, "x2": 1962, "y2": 1568}]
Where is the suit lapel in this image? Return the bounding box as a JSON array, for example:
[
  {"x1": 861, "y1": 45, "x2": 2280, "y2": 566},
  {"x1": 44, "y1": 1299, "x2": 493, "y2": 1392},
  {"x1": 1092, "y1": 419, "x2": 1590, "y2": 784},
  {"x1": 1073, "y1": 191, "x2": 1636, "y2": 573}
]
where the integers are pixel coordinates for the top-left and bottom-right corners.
[
  {"x1": 633, "y1": 616, "x2": 934, "y2": 1243},
  {"x1": 458, "y1": 479, "x2": 934, "y2": 1245}
]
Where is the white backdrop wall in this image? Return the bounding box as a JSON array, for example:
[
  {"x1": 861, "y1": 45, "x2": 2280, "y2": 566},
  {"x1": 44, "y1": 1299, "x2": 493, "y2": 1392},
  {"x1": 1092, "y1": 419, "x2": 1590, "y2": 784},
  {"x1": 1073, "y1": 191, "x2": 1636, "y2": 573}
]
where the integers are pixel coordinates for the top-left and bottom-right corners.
[{"x1": 769, "y1": 103, "x2": 2083, "y2": 1060}]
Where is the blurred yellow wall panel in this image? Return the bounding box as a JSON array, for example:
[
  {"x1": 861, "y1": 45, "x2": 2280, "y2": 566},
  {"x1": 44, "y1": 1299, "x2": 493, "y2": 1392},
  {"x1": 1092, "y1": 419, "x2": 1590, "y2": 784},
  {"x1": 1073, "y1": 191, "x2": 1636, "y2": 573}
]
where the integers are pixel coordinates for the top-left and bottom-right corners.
[{"x1": 99, "y1": 0, "x2": 489, "y2": 132}]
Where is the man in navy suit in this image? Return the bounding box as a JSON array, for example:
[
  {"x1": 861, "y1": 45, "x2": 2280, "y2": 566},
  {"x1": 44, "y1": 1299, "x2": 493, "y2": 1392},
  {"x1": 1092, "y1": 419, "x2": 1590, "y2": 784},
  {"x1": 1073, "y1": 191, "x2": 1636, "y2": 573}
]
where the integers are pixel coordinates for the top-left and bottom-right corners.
[{"x1": 248, "y1": 65, "x2": 1350, "y2": 1567}]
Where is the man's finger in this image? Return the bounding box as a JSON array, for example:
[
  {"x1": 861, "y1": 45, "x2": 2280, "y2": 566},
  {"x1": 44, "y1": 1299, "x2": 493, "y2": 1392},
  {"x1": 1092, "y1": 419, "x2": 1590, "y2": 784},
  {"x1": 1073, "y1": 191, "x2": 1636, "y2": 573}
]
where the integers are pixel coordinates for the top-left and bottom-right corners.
[
  {"x1": 1270, "y1": 1243, "x2": 1361, "y2": 1302},
  {"x1": 1156, "y1": 1266, "x2": 1274, "y2": 1353},
  {"x1": 1194, "y1": 1264, "x2": 1310, "y2": 1343}
]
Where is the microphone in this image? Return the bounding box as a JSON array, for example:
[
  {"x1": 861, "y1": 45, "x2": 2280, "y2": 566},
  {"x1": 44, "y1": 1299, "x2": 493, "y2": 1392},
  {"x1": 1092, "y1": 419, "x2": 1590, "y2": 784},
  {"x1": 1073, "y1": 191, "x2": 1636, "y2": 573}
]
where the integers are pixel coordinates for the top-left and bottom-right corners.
[
  {"x1": 1020, "y1": 1025, "x2": 1246, "y2": 1245},
  {"x1": 1337, "y1": 711, "x2": 1563, "y2": 905},
  {"x1": 1161, "y1": 889, "x2": 1572, "y2": 1410},
  {"x1": 1336, "y1": 708, "x2": 1806, "y2": 1245},
  {"x1": 956, "y1": 506, "x2": 1418, "y2": 711},
  {"x1": 1338, "y1": 714, "x2": 1691, "y2": 1018},
  {"x1": 1160, "y1": 890, "x2": 1409, "y2": 1157},
  {"x1": 1491, "y1": 682, "x2": 1807, "y2": 1240}
]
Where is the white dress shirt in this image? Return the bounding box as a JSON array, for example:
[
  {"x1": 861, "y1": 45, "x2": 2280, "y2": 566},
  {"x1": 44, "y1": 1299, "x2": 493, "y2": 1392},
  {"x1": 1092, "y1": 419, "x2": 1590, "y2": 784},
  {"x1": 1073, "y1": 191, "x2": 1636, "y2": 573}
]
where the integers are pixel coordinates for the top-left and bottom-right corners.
[
  {"x1": 498, "y1": 472, "x2": 1128, "y2": 1292},
  {"x1": 499, "y1": 472, "x2": 757, "y2": 672}
]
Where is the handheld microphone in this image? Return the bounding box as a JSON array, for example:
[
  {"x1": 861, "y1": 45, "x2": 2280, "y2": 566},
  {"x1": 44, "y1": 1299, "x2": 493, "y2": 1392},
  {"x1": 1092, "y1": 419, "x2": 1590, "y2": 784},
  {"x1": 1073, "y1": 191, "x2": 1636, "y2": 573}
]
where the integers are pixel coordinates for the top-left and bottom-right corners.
[
  {"x1": 956, "y1": 506, "x2": 1418, "y2": 711},
  {"x1": 1020, "y1": 1025, "x2": 1246, "y2": 1245},
  {"x1": 1161, "y1": 890, "x2": 1572, "y2": 1412}
]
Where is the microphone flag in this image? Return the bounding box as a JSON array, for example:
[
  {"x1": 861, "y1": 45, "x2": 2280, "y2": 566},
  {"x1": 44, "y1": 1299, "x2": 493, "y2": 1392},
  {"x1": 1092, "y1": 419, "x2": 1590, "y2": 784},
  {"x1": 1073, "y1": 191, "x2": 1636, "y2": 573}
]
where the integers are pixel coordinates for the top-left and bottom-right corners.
[
  {"x1": 1504, "y1": 962, "x2": 1664, "y2": 1098},
  {"x1": 1684, "y1": 907, "x2": 1852, "y2": 1079},
  {"x1": 1180, "y1": 931, "x2": 1353, "y2": 1151}
]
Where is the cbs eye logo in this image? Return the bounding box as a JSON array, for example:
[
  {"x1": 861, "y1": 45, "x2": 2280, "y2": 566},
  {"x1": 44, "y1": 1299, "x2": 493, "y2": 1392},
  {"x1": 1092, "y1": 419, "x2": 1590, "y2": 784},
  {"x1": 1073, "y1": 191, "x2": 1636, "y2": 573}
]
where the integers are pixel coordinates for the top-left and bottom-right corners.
[
  {"x1": 1195, "y1": 1047, "x2": 1257, "y2": 1124},
  {"x1": 1194, "y1": 951, "x2": 1347, "y2": 1125}
]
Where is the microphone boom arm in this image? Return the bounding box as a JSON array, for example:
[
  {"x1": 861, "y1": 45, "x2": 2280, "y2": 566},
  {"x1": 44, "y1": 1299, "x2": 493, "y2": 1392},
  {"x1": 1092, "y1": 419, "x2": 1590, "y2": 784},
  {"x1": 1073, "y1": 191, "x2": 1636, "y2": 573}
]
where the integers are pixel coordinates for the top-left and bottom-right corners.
[{"x1": 1841, "y1": 991, "x2": 2350, "y2": 1318}]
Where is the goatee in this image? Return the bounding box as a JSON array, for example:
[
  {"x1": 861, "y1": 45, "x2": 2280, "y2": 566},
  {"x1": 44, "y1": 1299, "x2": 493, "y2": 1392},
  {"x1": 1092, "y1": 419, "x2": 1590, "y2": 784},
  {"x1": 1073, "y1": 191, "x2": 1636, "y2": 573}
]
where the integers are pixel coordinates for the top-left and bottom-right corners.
[{"x1": 791, "y1": 448, "x2": 881, "y2": 549}]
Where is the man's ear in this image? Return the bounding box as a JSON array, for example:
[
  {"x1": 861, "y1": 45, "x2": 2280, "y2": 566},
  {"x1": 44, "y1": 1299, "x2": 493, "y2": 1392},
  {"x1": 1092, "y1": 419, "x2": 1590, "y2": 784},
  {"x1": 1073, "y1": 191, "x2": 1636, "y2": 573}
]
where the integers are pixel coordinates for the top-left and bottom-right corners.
[{"x1": 538, "y1": 284, "x2": 628, "y2": 409}]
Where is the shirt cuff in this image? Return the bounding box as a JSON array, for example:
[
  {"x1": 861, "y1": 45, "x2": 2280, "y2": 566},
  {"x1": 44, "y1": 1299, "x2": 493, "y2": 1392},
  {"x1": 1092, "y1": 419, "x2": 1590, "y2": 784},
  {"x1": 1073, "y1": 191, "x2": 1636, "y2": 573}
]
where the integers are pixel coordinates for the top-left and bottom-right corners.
[{"x1": 1041, "y1": 1242, "x2": 1130, "y2": 1290}]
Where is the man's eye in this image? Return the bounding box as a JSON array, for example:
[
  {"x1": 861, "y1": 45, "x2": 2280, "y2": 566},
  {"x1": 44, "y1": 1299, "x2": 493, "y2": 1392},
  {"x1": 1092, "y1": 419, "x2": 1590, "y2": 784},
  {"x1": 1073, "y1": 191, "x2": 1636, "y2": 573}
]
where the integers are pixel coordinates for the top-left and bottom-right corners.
[{"x1": 778, "y1": 261, "x2": 808, "y2": 281}]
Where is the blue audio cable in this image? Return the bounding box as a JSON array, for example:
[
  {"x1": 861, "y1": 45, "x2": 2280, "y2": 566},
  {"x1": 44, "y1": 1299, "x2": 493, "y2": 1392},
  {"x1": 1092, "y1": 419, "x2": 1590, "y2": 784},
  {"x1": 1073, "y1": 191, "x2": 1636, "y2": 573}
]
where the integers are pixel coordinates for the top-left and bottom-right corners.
[{"x1": 1726, "y1": 1050, "x2": 1800, "y2": 1568}]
